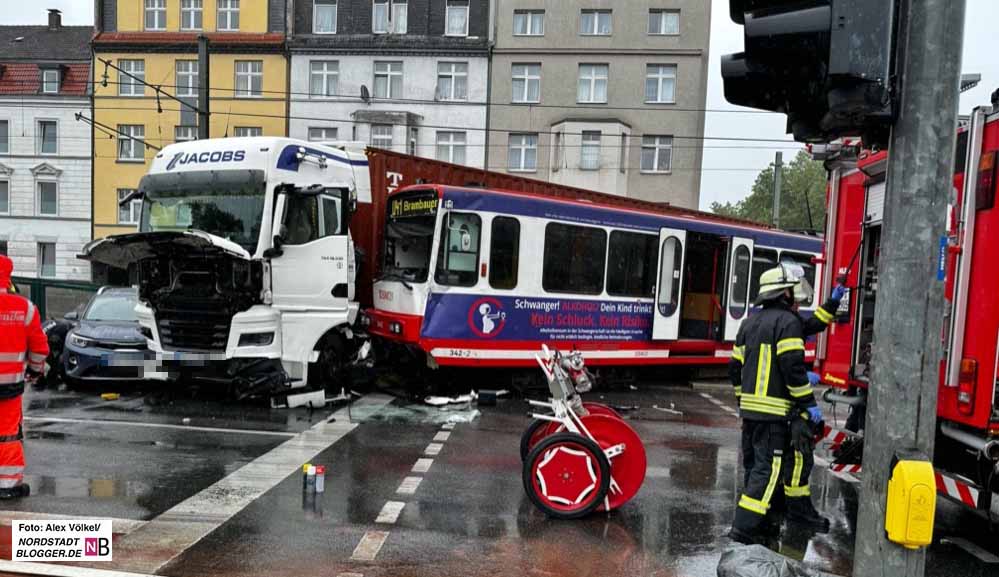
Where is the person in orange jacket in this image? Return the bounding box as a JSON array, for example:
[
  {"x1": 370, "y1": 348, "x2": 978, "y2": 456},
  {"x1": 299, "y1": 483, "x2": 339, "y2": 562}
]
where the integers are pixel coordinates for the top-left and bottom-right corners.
[{"x1": 0, "y1": 256, "x2": 48, "y2": 498}]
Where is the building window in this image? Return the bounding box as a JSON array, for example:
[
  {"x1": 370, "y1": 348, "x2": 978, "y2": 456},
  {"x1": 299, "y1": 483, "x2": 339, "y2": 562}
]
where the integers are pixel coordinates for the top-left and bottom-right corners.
[
  {"x1": 436, "y1": 131, "x2": 466, "y2": 164},
  {"x1": 118, "y1": 124, "x2": 145, "y2": 161},
  {"x1": 489, "y1": 217, "x2": 520, "y2": 290},
  {"x1": 175, "y1": 126, "x2": 197, "y2": 142},
  {"x1": 310, "y1": 61, "x2": 339, "y2": 98},
  {"x1": 580, "y1": 131, "x2": 601, "y2": 170},
  {"x1": 176, "y1": 60, "x2": 199, "y2": 97},
  {"x1": 649, "y1": 9, "x2": 680, "y2": 35},
  {"x1": 181, "y1": 0, "x2": 203, "y2": 30},
  {"x1": 235, "y1": 60, "x2": 262, "y2": 98},
  {"x1": 234, "y1": 127, "x2": 262, "y2": 137},
  {"x1": 577, "y1": 64, "x2": 608, "y2": 104},
  {"x1": 641, "y1": 135, "x2": 673, "y2": 173},
  {"x1": 118, "y1": 59, "x2": 145, "y2": 97},
  {"x1": 508, "y1": 133, "x2": 538, "y2": 172},
  {"x1": 314, "y1": 0, "x2": 337, "y2": 33},
  {"x1": 436, "y1": 62, "x2": 468, "y2": 101},
  {"x1": 645, "y1": 64, "x2": 677, "y2": 103},
  {"x1": 145, "y1": 0, "x2": 166, "y2": 30},
  {"x1": 38, "y1": 243, "x2": 56, "y2": 278},
  {"x1": 606, "y1": 231, "x2": 658, "y2": 297},
  {"x1": 446, "y1": 0, "x2": 469, "y2": 36},
  {"x1": 511, "y1": 63, "x2": 541, "y2": 103},
  {"x1": 0, "y1": 120, "x2": 7, "y2": 154},
  {"x1": 373, "y1": 61, "x2": 403, "y2": 99},
  {"x1": 218, "y1": 0, "x2": 240, "y2": 31},
  {"x1": 36, "y1": 120, "x2": 57, "y2": 155},
  {"x1": 371, "y1": 125, "x2": 393, "y2": 148},
  {"x1": 118, "y1": 189, "x2": 141, "y2": 225},
  {"x1": 37, "y1": 181, "x2": 57, "y2": 216},
  {"x1": 373, "y1": 0, "x2": 406, "y2": 34},
  {"x1": 0, "y1": 181, "x2": 8, "y2": 214},
  {"x1": 543, "y1": 223, "x2": 607, "y2": 295},
  {"x1": 41, "y1": 69, "x2": 60, "y2": 94},
  {"x1": 580, "y1": 9, "x2": 612, "y2": 35},
  {"x1": 513, "y1": 10, "x2": 544, "y2": 35},
  {"x1": 308, "y1": 127, "x2": 339, "y2": 141}
]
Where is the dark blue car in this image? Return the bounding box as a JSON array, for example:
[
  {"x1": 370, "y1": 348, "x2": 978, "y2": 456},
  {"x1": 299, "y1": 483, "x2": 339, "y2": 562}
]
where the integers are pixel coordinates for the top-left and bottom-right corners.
[{"x1": 62, "y1": 287, "x2": 148, "y2": 386}]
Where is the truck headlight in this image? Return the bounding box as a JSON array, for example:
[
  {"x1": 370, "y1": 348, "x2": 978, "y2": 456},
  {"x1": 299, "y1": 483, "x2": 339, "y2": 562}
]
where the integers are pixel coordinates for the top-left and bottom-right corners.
[
  {"x1": 238, "y1": 332, "x2": 275, "y2": 347},
  {"x1": 69, "y1": 334, "x2": 94, "y2": 348}
]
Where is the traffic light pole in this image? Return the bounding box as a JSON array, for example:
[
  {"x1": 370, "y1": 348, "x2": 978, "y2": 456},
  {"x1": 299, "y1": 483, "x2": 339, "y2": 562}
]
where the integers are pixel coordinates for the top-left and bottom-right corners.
[{"x1": 854, "y1": 0, "x2": 966, "y2": 575}]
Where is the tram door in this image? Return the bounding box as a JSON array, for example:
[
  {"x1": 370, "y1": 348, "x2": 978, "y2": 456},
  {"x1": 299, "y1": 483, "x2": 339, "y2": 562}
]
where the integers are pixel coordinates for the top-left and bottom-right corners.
[
  {"x1": 723, "y1": 237, "x2": 755, "y2": 341},
  {"x1": 652, "y1": 228, "x2": 687, "y2": 340}
]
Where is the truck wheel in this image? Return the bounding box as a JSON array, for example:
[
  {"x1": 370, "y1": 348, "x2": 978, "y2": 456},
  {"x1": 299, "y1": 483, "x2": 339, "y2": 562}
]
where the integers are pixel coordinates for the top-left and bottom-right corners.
[
  {"x1": 523, "y1": 432, "x2": 610, "y2": 519},
  {"x1": 309, "y1": 333, "x2": 346, "y2": 390}
]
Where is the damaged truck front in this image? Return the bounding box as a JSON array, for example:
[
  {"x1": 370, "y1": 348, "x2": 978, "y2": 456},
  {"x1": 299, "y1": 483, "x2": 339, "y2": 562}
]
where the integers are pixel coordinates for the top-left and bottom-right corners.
[{"x1": 81, "y1": 137, "x2": 371, "y2": 398}]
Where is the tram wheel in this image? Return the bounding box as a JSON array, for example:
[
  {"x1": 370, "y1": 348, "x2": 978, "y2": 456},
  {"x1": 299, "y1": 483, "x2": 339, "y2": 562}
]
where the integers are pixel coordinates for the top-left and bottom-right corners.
[{"x1": 523, "y1": 433, "x2": 611, "y2": 520}]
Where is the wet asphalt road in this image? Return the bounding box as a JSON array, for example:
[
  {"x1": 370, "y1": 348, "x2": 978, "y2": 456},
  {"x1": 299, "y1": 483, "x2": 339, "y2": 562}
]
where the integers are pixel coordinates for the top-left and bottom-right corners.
[{"x1": 0, "y1": 383, "x2": 995, "y2": 577}]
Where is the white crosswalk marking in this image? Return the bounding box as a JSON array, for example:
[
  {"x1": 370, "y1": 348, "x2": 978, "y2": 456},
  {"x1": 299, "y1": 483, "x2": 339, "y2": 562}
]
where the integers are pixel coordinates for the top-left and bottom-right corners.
[
  {"x1": 351, "y1": 531, "x2": 389, "y2": 561},
  {"x1": 396, "y1": 476, "x2": 423, "y2": 495},
  {"x1": 412, "y1": 458, "x2": 433, "y2": 473},
  {"x1": 375, "y1": 501, "x2": 406, "y2": 524},
  {"x1": 425, "y1": 442, "x2": 443, "y2": 455},
  {"x1": 433, "y1": 431, "x2": 451, "y2": 442}
]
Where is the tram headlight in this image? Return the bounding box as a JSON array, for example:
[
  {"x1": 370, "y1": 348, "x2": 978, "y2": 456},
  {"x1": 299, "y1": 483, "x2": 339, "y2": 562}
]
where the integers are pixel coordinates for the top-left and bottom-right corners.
[{"x1": 389, "y1": 322, "x2": 402, "y2": 335}]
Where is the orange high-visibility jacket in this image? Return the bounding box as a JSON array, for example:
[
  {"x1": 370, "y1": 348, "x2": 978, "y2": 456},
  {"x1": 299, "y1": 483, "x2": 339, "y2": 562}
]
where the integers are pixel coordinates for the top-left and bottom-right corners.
[{"x1": 0, "y1": 293, "x2": 48, "y2": 397}]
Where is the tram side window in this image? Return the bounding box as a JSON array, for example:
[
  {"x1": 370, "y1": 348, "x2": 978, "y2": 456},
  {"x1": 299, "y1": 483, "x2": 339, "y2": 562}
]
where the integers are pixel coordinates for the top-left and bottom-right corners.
[
  {"x1": 607, "y1": 231, "x2": 658, "y2": 297},
  {"x1": 729, "y1": 244, "x2": 751, "y2": 319},
  {"x1": 749, "y1": 248, "x2": 778, "y2": 303},
  {"x1": 657, "y1": 236, "x2": 682, "y2": 316},
  {"x1": 780, "y1": 251, "x2": 816, "y2": 307},
  {"x1": 489, "y1": 216, "x2": 520, "y2": 290},
  {"x1": 542, "y1": 223, "x2": 607, "y2": 295},
  {"x1": 435, "y1": 212, "x2": 482, "y2": 287}
]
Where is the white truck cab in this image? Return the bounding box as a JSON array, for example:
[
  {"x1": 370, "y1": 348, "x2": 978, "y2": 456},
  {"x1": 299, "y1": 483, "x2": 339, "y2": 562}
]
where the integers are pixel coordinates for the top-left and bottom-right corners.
[{"x1": 81, "y1": 137, "x2": 371, "y2": 396}]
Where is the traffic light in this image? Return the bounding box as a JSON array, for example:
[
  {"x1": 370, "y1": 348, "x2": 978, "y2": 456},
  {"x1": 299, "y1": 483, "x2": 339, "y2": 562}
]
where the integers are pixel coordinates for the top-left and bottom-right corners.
[{"x1": 723, "y1": 0, "x2": 896, "y2": 145}]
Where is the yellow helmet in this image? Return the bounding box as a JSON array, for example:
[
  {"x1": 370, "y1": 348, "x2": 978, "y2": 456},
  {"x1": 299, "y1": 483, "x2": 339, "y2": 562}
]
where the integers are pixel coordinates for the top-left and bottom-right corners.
[{"x1": 756, "y1": 264, "x2": 813, "y2": 305}]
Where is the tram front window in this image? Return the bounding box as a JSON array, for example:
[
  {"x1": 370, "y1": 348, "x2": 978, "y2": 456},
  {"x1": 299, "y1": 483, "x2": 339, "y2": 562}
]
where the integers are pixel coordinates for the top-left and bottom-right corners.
[{"x1": 382, "y1": 191, "x2": 440, "y2": 283}]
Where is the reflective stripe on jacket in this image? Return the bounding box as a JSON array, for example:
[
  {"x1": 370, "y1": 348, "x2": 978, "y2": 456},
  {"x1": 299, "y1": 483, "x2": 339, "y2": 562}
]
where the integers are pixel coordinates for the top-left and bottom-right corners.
[
  {"x1": 0, "y1": 293, "x2": 49, "y2": 399},
  {"x1": 728, "y1": 303, "x2": 816, "y2": 421}
]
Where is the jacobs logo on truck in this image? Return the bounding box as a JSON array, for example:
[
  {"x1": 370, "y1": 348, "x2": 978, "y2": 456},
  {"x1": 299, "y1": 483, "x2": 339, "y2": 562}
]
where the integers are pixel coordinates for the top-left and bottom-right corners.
[{"x1": 166, "y1": 150, "x2": 247, "y2": 171}]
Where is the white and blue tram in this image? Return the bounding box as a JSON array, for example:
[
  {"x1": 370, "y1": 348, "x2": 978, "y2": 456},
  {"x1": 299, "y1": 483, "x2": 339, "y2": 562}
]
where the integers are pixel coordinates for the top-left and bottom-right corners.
[{"x1": 367, "y1": 184, "x2": 823, "y2": 369}]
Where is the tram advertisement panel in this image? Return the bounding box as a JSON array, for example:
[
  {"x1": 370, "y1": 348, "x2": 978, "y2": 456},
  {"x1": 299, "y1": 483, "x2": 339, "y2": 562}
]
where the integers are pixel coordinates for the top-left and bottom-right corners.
[{"x1": 421, "y1": 294, "x2": 654, "y2": 341}]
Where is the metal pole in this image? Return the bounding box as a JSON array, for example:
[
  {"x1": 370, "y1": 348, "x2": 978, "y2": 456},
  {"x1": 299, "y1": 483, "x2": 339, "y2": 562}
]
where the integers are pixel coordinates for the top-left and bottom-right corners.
[
  {"x1": 772, "y1": 151, "x2": 782, "y2": 227},
  {"x1": 198, "y1": 35, "x2": 210, "y2": 140},
  {"x1": 853, "y1": 0, "x2": 966, "y2": 575}
]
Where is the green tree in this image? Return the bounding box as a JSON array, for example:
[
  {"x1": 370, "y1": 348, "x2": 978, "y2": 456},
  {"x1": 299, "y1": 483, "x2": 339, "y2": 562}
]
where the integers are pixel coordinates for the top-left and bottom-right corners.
[{"x1": 710, "y1": 150, "x2": 827, "y2": 232}]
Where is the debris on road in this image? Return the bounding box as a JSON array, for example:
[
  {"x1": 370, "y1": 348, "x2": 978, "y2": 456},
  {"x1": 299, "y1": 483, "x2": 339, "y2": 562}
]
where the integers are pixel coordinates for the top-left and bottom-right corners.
[
  {"x1": 718, "y1": 545, "x2": 842, "y2": 577},
  {"x1": 652, "y1": 403, "x2": 683, "y2": 416},
  {"x1": 100, "y1": 392, "x2": 120, "y2": 401}
]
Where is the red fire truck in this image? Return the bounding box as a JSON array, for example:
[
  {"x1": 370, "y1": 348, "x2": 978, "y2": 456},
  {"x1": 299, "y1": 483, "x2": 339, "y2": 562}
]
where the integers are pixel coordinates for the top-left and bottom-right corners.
[{"x1": 816, "y1": 102, "x2": 999, "y2": 519}]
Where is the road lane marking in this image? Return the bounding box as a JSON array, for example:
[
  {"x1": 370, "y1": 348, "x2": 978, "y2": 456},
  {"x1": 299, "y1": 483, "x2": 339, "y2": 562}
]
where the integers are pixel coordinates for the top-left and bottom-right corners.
[
  {"x1": 425, "y1": 442, "x2": 443, "y2": 455},
  {"x1": 351, "y1": 531, "x2": 389, "y2": 561},
  {"x1": 396, "y1": 476, "x2": 422, "y2": 495},
  {"x1": 442, "y1": 422, "x2": 456, "y2": 430},
  {"x1": 108, "y1": 394, "x2": 394, "y2": 575},
  {"x1": 23, "y1": 416, "x2": 298, "y2": 438},
  {"x1": 412, "y1": 458, "x2": 433, "y2": 473},
  {"x1": 338, "y1": 573, "x2": 364, "y2": 577},
  {"x1": 375, "y1": 501, "x2": 406, "y2": 524},
  {"x1": 433, "y1": 431, "x2": 451, "y2": 442},
  {"x1": 0, "y1": 561, "x2": 156, "y2": 577}
]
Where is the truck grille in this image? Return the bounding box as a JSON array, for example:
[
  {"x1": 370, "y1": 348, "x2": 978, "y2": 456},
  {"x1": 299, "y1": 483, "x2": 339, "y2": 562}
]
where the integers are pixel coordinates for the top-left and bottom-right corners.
[{"x1": 156, "y1": 302, "x2": 231, "y2": 352}]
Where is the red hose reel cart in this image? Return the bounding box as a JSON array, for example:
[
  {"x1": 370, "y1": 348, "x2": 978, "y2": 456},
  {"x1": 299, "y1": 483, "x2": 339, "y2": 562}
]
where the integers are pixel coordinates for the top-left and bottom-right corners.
[{"x1": 521, "y1": 346, "x2": 648, "y2": 519}]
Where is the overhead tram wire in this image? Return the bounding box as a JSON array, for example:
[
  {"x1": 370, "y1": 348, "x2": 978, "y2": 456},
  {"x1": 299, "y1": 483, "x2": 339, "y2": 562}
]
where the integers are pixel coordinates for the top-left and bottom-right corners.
[{"x1": 74, "y1": 113, "x2": 163, "y2": 152}]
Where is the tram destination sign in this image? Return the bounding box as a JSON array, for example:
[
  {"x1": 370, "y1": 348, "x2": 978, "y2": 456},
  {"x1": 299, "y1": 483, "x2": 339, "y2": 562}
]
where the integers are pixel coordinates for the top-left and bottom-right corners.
[{"x1": 390, "y1": 193, "x2": 439, "y2": 219}]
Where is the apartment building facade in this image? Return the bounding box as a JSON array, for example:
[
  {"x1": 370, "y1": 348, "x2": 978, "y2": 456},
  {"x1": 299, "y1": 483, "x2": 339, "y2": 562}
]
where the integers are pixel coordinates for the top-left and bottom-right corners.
[
  {"x1": 288, "y1": 0, "x2": 490, "y2": 167},
  {"x1": 92, "y1": 0, "x2": 289, "y2": 240},
  {"x1": 0, "y1": 10, "x2": 93, "y2": 280},
  {"x1": 488, "y1": 0, "x2": 711, "y2": 207}
]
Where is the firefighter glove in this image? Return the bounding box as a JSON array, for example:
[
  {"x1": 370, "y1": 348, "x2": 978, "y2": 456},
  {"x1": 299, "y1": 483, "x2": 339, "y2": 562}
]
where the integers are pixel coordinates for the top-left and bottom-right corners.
[
  {"x1": 831, "y1": 284, "x2": 847, "y2": 302},
  {"x1": 791, "y1": 417, "x2": 814, "y2": 454},
  {"x1": 807, "y1": 405, "x2": 823, "y2": 424},
  {"x1": 807, "y1": 371, "x2": 821, "y2": 386}
]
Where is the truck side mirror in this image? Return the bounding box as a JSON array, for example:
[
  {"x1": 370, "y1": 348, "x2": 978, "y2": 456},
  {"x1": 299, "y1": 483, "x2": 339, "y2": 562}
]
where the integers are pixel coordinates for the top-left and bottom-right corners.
[{"x1": 264, "y1": 193, "x2": 288, "y2": 258}]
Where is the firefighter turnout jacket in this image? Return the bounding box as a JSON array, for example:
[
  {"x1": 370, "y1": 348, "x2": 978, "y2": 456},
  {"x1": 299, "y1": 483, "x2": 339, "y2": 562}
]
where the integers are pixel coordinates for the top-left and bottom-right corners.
[
  {"x1": 729, "y1": 303, "x2": 817, "y2": 420},
  {"x1": 0, "y1": 293, "x2": 48, "y2": 398},
  {"x1": 800, "y1": 298, "x2": 839, "y2": 338}
]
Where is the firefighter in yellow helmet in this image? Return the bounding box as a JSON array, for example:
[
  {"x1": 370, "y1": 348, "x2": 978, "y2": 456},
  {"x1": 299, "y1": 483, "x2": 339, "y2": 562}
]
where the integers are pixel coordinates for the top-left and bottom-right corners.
[{"x1": 727, "y1": 264, "x2": 827, "y2": 544}]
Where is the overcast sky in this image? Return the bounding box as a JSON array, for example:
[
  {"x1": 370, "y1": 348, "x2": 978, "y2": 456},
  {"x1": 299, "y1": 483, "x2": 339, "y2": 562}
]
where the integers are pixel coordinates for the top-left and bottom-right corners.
[{"x1": 7, "y1": 3, "x2": 999, "y2": 211}]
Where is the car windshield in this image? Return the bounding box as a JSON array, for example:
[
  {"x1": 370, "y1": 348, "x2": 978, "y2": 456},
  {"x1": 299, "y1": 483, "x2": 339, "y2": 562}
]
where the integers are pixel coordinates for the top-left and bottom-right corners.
[
  {"x1": 83, "y1": 292, "x2": 138, "y2": 322},
  {"x1": 139, "y1": 170, "x2": 266, "y2": 252}
]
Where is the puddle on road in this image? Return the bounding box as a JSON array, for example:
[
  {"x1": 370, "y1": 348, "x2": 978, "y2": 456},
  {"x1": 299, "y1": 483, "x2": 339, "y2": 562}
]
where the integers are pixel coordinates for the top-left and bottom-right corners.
[
  {"x1": 351, "y1": 400, "x2": 480, "y2": 425},
  {"x1": 21, "y1": 475, "x2": 153, "y2": 499}
]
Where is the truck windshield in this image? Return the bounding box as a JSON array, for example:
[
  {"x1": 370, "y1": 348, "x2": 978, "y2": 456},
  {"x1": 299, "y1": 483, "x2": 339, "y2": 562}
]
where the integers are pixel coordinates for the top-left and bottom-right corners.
[
  {"x1": 139, "y1": 171, "x2": 266, "y2": 252},
  {"x1": 382, "y1": 190, "x2": 439, "y2": 283}
]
